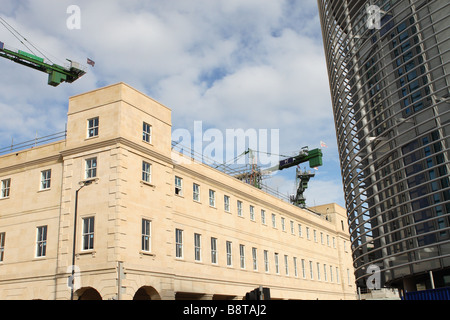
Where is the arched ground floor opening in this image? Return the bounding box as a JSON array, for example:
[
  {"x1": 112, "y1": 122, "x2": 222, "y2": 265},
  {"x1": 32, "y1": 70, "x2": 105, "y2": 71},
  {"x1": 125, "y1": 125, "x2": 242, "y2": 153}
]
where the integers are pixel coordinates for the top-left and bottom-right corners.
[
  {"x1": 75, "y1": 287, "x2": 103, "y2": 300},
  {"x1": 133, "y1": 286, "x2": 162, "y2": 300}
]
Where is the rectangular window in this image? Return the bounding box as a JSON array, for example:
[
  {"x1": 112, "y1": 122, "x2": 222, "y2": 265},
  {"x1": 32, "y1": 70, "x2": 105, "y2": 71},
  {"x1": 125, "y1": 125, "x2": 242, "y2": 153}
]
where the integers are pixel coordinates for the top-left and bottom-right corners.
[
  {"x1": 143, "y1": 122, "x2": 152, "y2": 143},
  {"x1": 82, "y1": 217, "x2": 95, "y2": 251},
  {"x1": 252, "y1": 247, "x2": 258, "y2": 271},
  {"x1": 87, "y1": 117, "x2": 99, "y2": 138},
  {"x1": 274, "y1": 253, "x2": 279, "y2": 274},
  {"x1": 330, "y1": 265, "x2": 334, "y2": 282},
  {"x1": 294, "y1": 257, "x2": 298, "y2": 277},
  {"x1": 193, "y1": 183, "x2": 200, "y2": 202},
  {"x1": 0, "y1": 232, "x2": 5, "y2": 262},
  {"x1": 309, "y1": 261, "x2": 314, "y2": 279},
  {"x1": 249, "y1": 205, "x2": 255, "y2": 221},
  {"x1": 264, "y1": 250, "x2": 269, "y2": 272},
  {"x1": 324, "y1": 264, "x2": 328, "y2": 281},
  {"x1": 314, "y1": 230, "x2": 317, "y2": 242},
  {"x1": 239, "y1": 244, "x2": 245, "y2": 269},
  {"x1": 142, "y1": 161, "x2": 152, "y2": 183},
  {"x1": 320, "y1": 232, "x2": 324, "y2": 244},
  {"x1": 209, "y1": 189, "x2": 216, "y2": 207},
  {"x1": 36, "y1": 226, "x2": 48, "y2": 257},
  {"x1": 290, "y1": 221, "x2": 295, "y2": 234},
  {"x1": 175, "y1": 229, "x2": 183, "y2": 258},
  {"x1": 298, "y1": 224, "x2": 302, "y2": 237},
  {"x1": 317, "y1": 262, "x2": 321, "y2": 280},
  {"x1": 237, "y1": 200, "x2": 243, "y2": 217},
  {"x1": 284, "y1": 255, "x2": 289, "y2": 275},
  {"x1": 226, "y1": 241, "x2": 232, "y2": 266},
  {"x1": 175, "y1": 176, "x2": 183, "y2": 196},
  {"x1": 41, "y1": 170, "x2": 51, "y2": 190},
  {"x1": 142, "y1": 219, "x2": 151, "y2": 252},
  {"x1": 224, "y1": 195, "x2": 230, "y2": 212},
  {"x1": 336, "y1": 267, "x2": 340, "y2": 283},
  {"x1": 85, "y1": 158, "x2": 97, "y2": 179},
  {"x1": 211, "y1": 237, "x2": 217, "y2": 264},
  {"x1": 301, "y1": 259, "x2": 306, "y2": 278},
  {"x1": 306, "y1": 227, "x2": 310, "y2": 240},
  {"x1": 1, "y1": 179, "x2": 11, "y2": 198},
  {"x1": 194, "y1": 233, "x2": 202, "y2": 261},
  {"x1": 271, "y1": 214, "x2": 276, "y2": 228},
  {"x1": 261, "y1": 209, "x2": 266, "y2": 225},
  {"x1": 281, "y1": 217, "x2": 286, "y2": 231}
]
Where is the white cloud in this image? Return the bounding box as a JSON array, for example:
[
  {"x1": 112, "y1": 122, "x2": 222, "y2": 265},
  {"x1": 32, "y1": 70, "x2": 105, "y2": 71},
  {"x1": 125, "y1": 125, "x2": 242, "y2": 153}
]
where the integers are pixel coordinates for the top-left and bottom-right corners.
[{"x1": 0, "y1": 0, "x2": 344, "y2": 206}]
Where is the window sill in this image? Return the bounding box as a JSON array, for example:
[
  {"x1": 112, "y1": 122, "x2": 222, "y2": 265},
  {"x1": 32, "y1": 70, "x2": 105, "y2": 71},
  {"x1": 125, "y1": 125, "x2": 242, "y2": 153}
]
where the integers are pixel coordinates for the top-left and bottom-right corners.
[
  {"x1": 77, "y1": 250, "x2": 96, "y2": 257},
  {"x1": 38, "y1": 188, "x2": 51, "y2": 193},
  {"x1": 139, "y1": 251, "x2": 155, "y2": 257},
  {"x1": 85, "y1": 135, "x2": 99, "y2": 142},
  {"x1": 140, "y1": 181, "x2": 156, "y2": 188}
]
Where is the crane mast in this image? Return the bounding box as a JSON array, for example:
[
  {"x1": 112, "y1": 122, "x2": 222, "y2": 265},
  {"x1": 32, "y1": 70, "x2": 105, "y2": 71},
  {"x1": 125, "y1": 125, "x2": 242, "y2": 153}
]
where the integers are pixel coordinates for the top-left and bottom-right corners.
[{"x1": 235, "y1": 147, "x2": 323, "y2": 208}]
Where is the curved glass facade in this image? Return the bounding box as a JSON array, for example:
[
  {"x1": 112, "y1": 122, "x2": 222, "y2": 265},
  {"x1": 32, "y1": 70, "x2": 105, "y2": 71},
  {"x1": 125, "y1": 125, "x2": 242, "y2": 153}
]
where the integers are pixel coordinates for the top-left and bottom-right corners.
[{"x1": 317, "y1": 0, "x2": 450, "y2": 290}]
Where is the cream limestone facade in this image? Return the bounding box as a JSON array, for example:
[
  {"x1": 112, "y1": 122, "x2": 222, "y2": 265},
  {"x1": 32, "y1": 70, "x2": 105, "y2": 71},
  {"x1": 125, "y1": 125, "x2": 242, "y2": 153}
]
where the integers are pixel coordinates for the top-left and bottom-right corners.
[{"x1": 0, "y1": 83, "x2": 356, "y2": 300}]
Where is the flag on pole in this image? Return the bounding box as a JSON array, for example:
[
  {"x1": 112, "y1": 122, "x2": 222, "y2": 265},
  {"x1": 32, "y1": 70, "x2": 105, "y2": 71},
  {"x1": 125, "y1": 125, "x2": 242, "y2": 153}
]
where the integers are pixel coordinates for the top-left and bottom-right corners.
[
  {"x1": 87, "y1": 58, "x2": 95, "y2": 67},
  {"x1": 320, "y1": 141, "x2": 328, "y2": 148}
]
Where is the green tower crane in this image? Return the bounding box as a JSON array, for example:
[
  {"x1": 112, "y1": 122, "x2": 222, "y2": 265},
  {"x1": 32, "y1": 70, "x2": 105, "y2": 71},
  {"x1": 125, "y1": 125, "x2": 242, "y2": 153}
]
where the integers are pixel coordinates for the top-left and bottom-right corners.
[{"x1": 0, "y1": 41, "x2": 86, "y2": 87}]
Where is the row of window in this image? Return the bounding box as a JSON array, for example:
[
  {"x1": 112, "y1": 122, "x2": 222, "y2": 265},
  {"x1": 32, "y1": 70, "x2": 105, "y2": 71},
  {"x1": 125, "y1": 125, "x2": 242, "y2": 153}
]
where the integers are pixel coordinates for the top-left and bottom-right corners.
[
  {"x1": 0, "y1": 169, "x2": 52, "y2": 199},
  {"x1": 0, "y1": 217, "x2": 95, "y2": 262},
  {"x1": 174, "y1": 228, "x2": 352, "y2": 284},
  {"x1": 87, "y1": 116, "x2": 153, "y2": 144},
  {"x1": 174, "y1": 175, "x2": 342, "y2": 249},
  {"x1": 0, "y1": 219, "x2": 351, "y2": 285}
]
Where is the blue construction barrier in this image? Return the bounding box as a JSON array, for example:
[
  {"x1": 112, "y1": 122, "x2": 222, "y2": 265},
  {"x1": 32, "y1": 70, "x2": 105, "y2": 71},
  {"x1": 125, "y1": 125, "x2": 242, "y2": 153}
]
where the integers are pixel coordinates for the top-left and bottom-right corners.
[{"x1": 403, "y1": 287, "x2": 450, "y2": 300}]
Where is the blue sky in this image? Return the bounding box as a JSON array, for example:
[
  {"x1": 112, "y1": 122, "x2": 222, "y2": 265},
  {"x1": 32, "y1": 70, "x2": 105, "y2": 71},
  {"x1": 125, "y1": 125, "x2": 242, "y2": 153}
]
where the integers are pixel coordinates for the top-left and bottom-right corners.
[{"x1": 0, "y1": 0, "x2": 346, "y2": 207}]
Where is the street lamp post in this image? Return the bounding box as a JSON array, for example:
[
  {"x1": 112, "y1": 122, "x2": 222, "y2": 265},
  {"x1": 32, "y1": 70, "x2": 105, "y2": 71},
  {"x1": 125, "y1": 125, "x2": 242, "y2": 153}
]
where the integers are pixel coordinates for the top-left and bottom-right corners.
[{"x1": 70, "y1": 180, "x2": 93, "y2": 300}]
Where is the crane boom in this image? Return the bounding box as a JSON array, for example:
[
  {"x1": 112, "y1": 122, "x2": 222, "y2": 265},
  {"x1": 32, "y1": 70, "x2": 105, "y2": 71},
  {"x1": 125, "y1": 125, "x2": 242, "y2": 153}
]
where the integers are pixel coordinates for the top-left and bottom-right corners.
[{"x1": 0, "y1": 41, "x2": 86, "y2": 86}]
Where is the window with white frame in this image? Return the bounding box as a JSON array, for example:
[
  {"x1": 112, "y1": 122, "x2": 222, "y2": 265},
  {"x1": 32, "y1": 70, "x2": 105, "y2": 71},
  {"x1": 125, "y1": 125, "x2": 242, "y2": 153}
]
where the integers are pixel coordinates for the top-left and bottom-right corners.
[
  {"x1": 87, "y1": 117, "x2": 99, "y2": 138},
  {"x1": 143, "y1": 122, "x2": 152, "y2": 143},
  {"x1": 194, "y1": 233, "x2": 202, "y2": 261},
  {"x1": 294, "y1": 257, "x2": 298, "y2": 277},
  {"x1": 314, "y1": 230, "x2": 317, "y2": 242},
  {"x1": 252, "y1": 247, "x2": 258, "y2": 271},
  {"x1": 239, "y1": 244, "x2": 245, "y2": 269},
  {"x1": 1, "y1": 179, "x2": 11, "y2": 198},
  {"x1": 226, "y1": 241, "x2": 232, "y2": 266},
  {"x1": 306, "y1": 227, "x2": 310, "y2": 240},
  {"x1": 324, "y1": 264, "x2": 328, "y2": 281},
  {"x1": 237, "y1": 200, "x2": 243, "y2": 217},
  {"x1": 249, "y1": 205, "x2": 255, "y2": 221},
  {"x1": 175, "y1": 176, "x2": 183, "y2": 196},
  {"x1": 142, "y1": 161, "x2": 152, "y2": 183},
  {"x1": 141, "y1": 219, "x2": 151, "y2": 252},
  {"x1": 209, "y1": 189, "x2": 215, "y2": 207},
  {"x1": 284, "y1": 255, "x2": 289, "y2": 275},
  {"x1": 301, "y1": 259, "x2": 306, "y2": 278},
  {"x1": 261, "y1": 209, "x2": 266, "y2": 225},
  {"x1": 274, "y1": 253, "x2": 279, "y2": 274},
  {"x1": 224, "y1": 195, "x2": 230, "y2": 212},
  {"x1": 41, "y1": 170, "x2": 51, "y2": 190},
  {"x1": 211, "y1": 237, "x2": 217, "y2": 264},
  {"x1": 85, "y1": 158, "x2": 97, "y2": 179},
  {"x1": 271, "y1": 213, "x2": 276, "y2": 228},
  {"x1": 193, "y1": 183, "x2": 200, "y2": 202},
  {"x1": 290, "y1": 221, "x2": 295, "y2": 234},
  {"x1": 317, "y1": 262, "x2": 321, "y2": 280},
  {"x1": 175, "y1": 229, "x2": 183, "y2": 258},
  {"x1": 264, "y1": 250, "x2": 269, "y2": 272},
  {"x1": 36, "y1": 226, "x2": 48, "y2": 257},
  {"x1": 298, "y1": 224, "x2": 302, "y2": 237},
  {"x1": 82, "y1": 217, "x2": 95, "y2": 251},
  {"x1": 281, "y1": 217, "x2": 286, "y2": 231},
  {"x1": 309, "y1": 261, "x2": 314, "y2": 279},
  {"x1": 0, "y1": 232, "x2": 5, "y2": 262}
]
